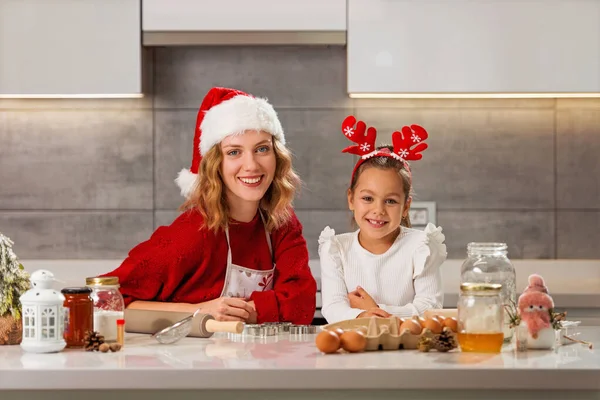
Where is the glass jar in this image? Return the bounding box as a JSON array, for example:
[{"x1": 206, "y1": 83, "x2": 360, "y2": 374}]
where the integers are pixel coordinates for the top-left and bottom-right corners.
[
  {"x1": 457, "y1": 283, "x2": 504, "y2": 353},
  {"x1": 86, "y1": 276, "x2": 125, "y2": 343},
  {"x1": 460, "y1": 242, "x2": 516, "y2": 342},
  {"x1": 61, "y1": 287, "x2": 94, "y2": 348}
]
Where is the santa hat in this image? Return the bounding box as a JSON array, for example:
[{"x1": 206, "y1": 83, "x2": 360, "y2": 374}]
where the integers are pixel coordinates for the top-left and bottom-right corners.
[{"x1": 175, "y1": 87, "x2": 285, "y2": 198}]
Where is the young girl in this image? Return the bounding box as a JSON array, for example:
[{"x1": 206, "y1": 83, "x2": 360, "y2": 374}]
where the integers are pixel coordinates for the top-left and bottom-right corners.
[
  {"x1": 319, "y1": 116, "x2": 446, "y2": 323},
  {"x1": 100, "y1": 87, "x2": 317, "y2": 324}
]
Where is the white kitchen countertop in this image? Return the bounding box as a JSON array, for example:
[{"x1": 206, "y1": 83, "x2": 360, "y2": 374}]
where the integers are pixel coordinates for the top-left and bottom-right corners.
[{"x1": 0, "y1": 327, "x2": 599, "y2": 392}]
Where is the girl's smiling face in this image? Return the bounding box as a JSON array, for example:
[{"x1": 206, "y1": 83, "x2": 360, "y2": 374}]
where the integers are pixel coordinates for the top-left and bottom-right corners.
[{"x1": 348, "y1": 166, "x2": 411, "y2": 247}]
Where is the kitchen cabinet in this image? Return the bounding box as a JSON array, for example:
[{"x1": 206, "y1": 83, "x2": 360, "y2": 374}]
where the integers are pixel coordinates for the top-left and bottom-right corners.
[
  {"x1": 142, "y1": 0, "x2": 347, "y2": 45},
  {"x1": 0, "y1": 0, "x2": 142, "y2": 97},
  {"x1": 347, "y1": 0, "x2": 600, "y2": 97}
]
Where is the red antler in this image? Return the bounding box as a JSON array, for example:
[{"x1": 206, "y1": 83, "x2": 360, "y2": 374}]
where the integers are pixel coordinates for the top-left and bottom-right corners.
[
  {"x1": 341, "y1": 116, "x2": 377, "y2": 156},
  {"x1": 391, "y1": 125, "x2": 429, "y2": 161}
]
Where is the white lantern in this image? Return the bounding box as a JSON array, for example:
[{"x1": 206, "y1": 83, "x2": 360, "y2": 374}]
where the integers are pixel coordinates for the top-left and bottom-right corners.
[{"x1": 19, "y1": 269, "x2": 66, "y2": 353}]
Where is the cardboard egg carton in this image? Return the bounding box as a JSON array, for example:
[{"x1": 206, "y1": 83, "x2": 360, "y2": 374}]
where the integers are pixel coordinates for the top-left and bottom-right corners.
[{"x1": 323, "y1": 315, "x2": 456, "y2": 351}]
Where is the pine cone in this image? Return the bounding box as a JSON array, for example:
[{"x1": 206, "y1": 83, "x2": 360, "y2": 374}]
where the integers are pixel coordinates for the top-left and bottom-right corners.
[
  {"x1": 433, "y1": 329, "x2": 457, "y2": 352},
  {"x1": 417, "y1": 336, "x2": 433, "y2": 352},
  {"x1": 84, "y1": 331, "x2": 105, "y2": 352}
]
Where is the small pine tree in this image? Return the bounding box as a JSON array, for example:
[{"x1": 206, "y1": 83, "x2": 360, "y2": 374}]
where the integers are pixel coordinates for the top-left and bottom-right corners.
[{"x1": 0, "y1": 233, "x2": 30, "y2": 320}]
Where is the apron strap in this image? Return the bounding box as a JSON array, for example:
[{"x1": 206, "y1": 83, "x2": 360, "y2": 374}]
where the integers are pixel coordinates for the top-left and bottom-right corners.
[{"x1": 258, "y1": 210, "x2": 274, "y2": 261}]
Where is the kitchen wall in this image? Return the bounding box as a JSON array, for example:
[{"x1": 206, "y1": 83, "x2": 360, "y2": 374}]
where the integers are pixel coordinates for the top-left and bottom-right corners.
[{"x1": 1, "y1": 46, "x2": 598, "y2": 261}]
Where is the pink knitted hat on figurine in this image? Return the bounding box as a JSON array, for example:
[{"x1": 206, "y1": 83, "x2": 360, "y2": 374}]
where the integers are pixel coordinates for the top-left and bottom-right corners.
[{"x1": 523, "y1": 274, "x2": 550, "y2": 294}]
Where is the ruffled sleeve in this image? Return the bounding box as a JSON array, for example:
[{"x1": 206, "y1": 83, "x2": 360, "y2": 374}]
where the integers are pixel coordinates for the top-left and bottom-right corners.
[
  {"x1": 413, "y1": 223, "x2": 448, "y2": 279},
  {"x1": 318, "y1": 227, "x2": 364, "y2": 323}
]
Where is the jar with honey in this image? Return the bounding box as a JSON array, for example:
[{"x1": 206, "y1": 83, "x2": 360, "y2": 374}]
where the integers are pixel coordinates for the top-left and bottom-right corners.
[
  {"x1": 460, "y1": 243, "x2": 516, "y2": 342},
  {"x1": 457, "y1": 283, "x2": 504, "y2": 353}
]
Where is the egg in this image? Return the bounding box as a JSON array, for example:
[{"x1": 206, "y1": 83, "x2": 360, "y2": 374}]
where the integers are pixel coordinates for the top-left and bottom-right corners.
[
  {"x1": 340, "y1": 330, "x2": 367, "y2": 353},
  {"x1": 330, "y1": 328, "x2": 345, "y2": 338},
  {"x1": 396, "y1": 318, "x2": 406, "y2": 331},
  {"x1": 400, "y1": 319, "x2": 422, "y2": 335},
  {"x1": 442, "y1": 317, "x2": 459, "y2": 333},
  {"x1": 432, "y1": 315, "x2": 444, "y2": 324},
  {"x1": 315, "y1": 330, "x2": 341, "y2": 354},
  {"x1": 422, "y1": 318, "x2": 443, "y2": 334},
  {"x1": 413, "y1": 316, "x2": 427, "y2": 328}
]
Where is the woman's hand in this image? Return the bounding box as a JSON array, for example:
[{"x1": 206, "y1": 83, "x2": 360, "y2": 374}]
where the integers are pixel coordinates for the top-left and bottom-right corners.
[
  {"x1": 348, "y1": 286, "x2": 379, "y2": 310},
  {"x1": 358, "y1": 308, "x2": 391, "y2": 318},
  {"x1": 197, "y1": 297, "x2": 255, "y2": 322}
]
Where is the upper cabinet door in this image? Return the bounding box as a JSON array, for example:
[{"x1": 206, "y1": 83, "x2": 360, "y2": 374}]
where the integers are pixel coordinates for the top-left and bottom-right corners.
[
  {"x1": 347, "y1": 0, "x2": 600, "y2": 97},
  {"x1": 0, "y1": 0, "x2": 141, "y2": 97},
  {"x1": 142, "y1": 0, "x2": 347, "y2": 31}
]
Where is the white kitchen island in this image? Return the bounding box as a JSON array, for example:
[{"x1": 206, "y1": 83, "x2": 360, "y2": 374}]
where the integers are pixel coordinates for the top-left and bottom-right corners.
[{"x1": 0, "y1": 327, "x2": 599, "y2": 400}]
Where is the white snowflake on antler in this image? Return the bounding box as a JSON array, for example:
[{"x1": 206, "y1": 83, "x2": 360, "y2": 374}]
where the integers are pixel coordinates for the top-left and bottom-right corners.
[
  {"x1": 398, "y1": 149, "x2": 409, "y2": 159},
  {"x1": 360, "y1": 143, "x2": 371, "y2": 152},
  {"x1": 411, "y1": 134, "x2": 421, "y2": 143},
  {"x1": 344, "y1": 127, "x2": 354, "y2": 137}
]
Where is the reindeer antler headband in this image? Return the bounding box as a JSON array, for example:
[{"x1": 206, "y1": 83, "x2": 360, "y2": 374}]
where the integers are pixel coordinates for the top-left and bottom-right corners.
[{"x1": 341, "y1": 116, "x2": 429, "y2": 183}]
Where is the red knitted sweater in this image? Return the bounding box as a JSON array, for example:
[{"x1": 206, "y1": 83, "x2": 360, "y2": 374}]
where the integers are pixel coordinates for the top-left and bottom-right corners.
[{"x1": 102, "y1": 209, "x2": 317, "y2": 324}]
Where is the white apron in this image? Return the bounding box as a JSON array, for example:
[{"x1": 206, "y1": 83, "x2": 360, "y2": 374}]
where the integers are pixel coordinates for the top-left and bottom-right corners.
[{"x1": 220, "y1": 215, "x2": 275, "y2": 299}]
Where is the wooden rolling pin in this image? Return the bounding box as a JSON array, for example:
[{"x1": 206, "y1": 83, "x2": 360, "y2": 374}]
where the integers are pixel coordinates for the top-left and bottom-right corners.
[{"x1": 195, "y1": 313, "x2": 244, "y2": 338}]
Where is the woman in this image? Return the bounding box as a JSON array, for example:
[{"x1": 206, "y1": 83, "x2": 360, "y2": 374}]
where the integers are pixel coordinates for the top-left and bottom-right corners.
[{"x1": 101, "y1": 87, "x2": 317, "y2": 324}]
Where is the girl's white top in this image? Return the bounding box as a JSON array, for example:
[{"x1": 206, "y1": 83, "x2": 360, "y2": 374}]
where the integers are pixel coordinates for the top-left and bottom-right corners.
[{"x1": 318, "y1": 223, "x2": 447, "y2": 323}]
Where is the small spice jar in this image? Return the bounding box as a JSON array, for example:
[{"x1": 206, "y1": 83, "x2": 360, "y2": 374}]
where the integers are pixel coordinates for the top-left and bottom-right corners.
[
  {"x1": 61, "y1": 287, "x2": 93, "y2": 348},
  {"x1": 457, "y1": 283, "x2": 504, "y2": 353},
  {"x1": 86, "y1": 276, "x2": 125, "y2": 343}
]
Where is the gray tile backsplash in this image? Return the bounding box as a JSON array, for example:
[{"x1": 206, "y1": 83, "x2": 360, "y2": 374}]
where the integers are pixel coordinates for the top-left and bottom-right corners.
[
  {"x1": 1, "y1": 46, "x2": 598, "y2": 259},
  {"x1": 556, "y1": 110, "x2": 600, "y2": 209},
  {"x1": 355, "y1": 108, "x2": 556, "y2": 209},
  {"x1": 154, "y1": 46, "x2": 352, "y2": 109},
  {"x1": 438, "y1": 210, "x2": 555, "y2": 259},
  {"x1": 0, "y1": 212, "x2": 153, "y2": 259}
]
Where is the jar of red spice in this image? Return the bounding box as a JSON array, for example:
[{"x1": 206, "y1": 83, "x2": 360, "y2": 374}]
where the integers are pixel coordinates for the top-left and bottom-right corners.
[{"x1": 61, "y1": 287, "x2": 93, "y2": 348}]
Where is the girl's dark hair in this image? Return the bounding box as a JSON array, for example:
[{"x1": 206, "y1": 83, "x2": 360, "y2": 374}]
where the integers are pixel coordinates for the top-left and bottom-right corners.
[{"x1": 349, "y1": 145, "x2": 413, "y2": 228}]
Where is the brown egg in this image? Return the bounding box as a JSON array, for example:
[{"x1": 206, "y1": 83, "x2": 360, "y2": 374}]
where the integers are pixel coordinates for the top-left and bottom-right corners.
[
  {"x1": 340, "y1": 330, "x2": 367, "y2": 353},
  {"x1": 432, "y1": 315, "x2": 444, "y2": 324},
  {"x1": 400, "y1": 319, "x2": 422, "y2": 335},
  {"x1": 330, "y1": 328, "x2": 345, "y2": 338},
  {"x1": 396, "y1": 318, "x2": 406, "y2": 331},
  {"x1": 413, "y1": 316, "x2": 427, "y2": 328},
  {"x1": 315, "y1": 330, "x2": 341, "y2": 354},
  {"x1": 422, "y1": 318, "x2": 443, "y2": 334},
  {"x1": 442, "y1": 317, "x2": 458, "y2": 333}
]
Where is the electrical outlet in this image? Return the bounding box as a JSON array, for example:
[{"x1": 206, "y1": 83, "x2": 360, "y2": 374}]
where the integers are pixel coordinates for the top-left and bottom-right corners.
[{"x1": 409, "y1": 201, "x2": 436, "y2": 229}]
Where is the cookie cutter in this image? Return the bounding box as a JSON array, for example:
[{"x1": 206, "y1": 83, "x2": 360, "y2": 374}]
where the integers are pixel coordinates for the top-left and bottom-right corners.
[
  {"x1": 263, "y1": 322, "x2": 293, "y2": 334},
  {"x1": 243, "y1": 324, "x2": 278, "y2": 337},
  {"x1": 289, "y1": 324, "x2": 317, "y2": 335}
]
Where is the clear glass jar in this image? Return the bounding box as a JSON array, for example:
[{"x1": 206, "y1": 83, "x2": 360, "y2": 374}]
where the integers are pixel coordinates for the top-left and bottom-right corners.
[
  {"x1": 61, "y1": 287, "x2": 93, "y2": 348},
  {"x1": 460, "y1": 242, "x2": 516, "y2": 342},
  {"x1": 457, "y1": 283, "x2": 504, "y2": 353},
  {"x1": 86, "y1": 276, "x2": 125, "y2": 343}
]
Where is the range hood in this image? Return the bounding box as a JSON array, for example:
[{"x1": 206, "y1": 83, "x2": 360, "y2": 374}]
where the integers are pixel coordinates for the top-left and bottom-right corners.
[
  {"x1": 347, "y1": 0, "x2": 600, "y2": 98},
  {"x1": 142, "y1": 0, "x2": 347, "y2": 46}
]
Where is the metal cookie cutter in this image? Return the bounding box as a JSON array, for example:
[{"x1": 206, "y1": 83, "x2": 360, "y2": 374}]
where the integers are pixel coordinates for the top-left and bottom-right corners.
[
  {"x1": 289, "y1": 324, "x2": 318, "y2": 335},
  {"x1": 263, "y1": 322, "x2": 293, "y2": 334},
  {"x1": 243, "y1": 324, "x2": 278, "y2": 337}
]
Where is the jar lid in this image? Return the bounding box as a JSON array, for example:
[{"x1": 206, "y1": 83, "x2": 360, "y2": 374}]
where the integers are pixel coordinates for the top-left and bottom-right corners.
[
  {"x1": 61, "y1": 287, "x2": 93, "y2": 294},
  {"x1": 460, "y1": 283, "x2": 502, "y2": 293},
  {"x1": 86, "y1": 276, "x2": 119, "y2": 286}
]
